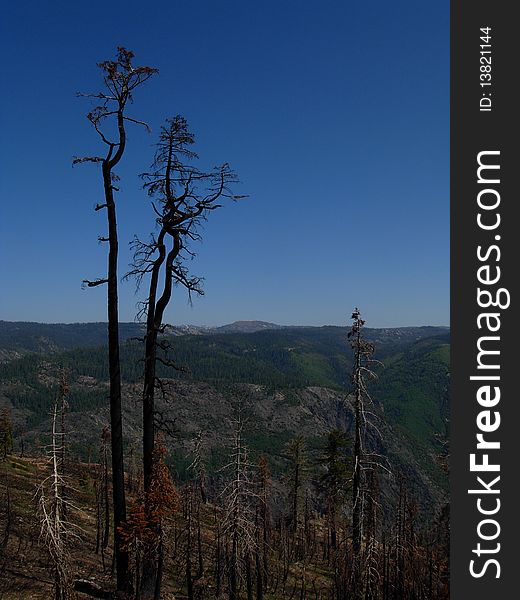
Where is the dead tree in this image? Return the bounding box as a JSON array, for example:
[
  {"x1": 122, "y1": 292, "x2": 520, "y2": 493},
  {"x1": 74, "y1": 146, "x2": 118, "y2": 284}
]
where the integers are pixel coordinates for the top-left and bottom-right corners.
[
  {"x1": 38, "y1": 379, "x2": 80, "y2": 600},
  {"x1": 363, "y1": 468, "x2": 381, "y2": 600},
  {"x1": 347, "y1": 308, "x2": 383, "y2": 599},
  {"x1": 220, "y1": 405, "x2": 257, "y2": 600},
  {"x1": 125, "y1": 115, "x2": 240, "y2": 595},
  {"x1": 126, "y1": 115, "x2": 240, "y2": 493},
  {"x1": 75, "y1": 47, "x2": 158, "y2": 591},
  {"x1": 188, "y1": 430, "x2": 208, "y2": 504}
]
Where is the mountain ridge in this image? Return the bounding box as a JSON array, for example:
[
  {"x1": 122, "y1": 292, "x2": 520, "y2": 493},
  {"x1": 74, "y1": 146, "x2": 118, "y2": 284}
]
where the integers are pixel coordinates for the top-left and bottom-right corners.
[{"x1": 0, "y1": 319, "x2": 449, "y2": 359}]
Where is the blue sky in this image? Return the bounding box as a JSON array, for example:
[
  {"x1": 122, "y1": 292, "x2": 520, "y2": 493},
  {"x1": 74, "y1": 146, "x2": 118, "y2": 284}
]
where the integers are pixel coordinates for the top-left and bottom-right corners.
[{"x1": 0, "y1": 1, "x2": 448, "y2": 327}]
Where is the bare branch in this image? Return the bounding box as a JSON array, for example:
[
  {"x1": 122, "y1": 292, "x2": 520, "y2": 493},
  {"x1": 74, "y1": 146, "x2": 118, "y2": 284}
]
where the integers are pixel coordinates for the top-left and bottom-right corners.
[
  {"x1": 72, "y1": 156, "x2": 103, "y2": 165},
  {"x1": 82, "y1": 278, "x2": 108, "y2": 288}
]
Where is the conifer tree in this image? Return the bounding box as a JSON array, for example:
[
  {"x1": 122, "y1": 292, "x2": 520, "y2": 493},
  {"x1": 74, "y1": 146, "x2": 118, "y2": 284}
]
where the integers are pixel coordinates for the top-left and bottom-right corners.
[
  {"x1": 285, "y1": 435, "x2": 308, "y2": 536},
  {"x1": 318, "y1": 429, "x2": 351, "y2": 552}
]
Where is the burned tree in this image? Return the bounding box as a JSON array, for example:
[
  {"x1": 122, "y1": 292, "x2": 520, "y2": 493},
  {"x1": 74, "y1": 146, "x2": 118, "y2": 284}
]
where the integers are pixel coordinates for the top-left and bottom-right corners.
[
  {"x1": 125, "y1": 115, "x2": 240, "y2": 596},
  {"x1": 118, "y1": 444, "x2": 178, "y2": 599},
  {"x1": 128, "y1": 116, "x2": 239, "y2": 493},
  {"x1": 349, "y1": 308, "x2": 372, "y2": 556},
  {"x1": 38, "y1": 375, "x2": 79, "y2": 600},
  {"x1": 75, "y1": 47, "x2": 158, "y2": 591},
  {"x1": 220, "y1": 405, "x2": 257, "y2": 600},
  {"x1": 347, "y1": 308, "x2": 383, "y2": 599}
]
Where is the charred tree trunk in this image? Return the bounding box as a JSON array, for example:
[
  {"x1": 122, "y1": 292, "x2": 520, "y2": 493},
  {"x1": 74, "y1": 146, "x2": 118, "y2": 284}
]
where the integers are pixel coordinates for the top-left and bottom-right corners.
[
  {"x1": 141, "y1": 238, "x2": 179, "y2": 598},
  {"x1": 143, "y1": 234, "x2": 179, "y2": 493},
  {"x1": 142, "y1": 228, "x2": 166, "y2": 494},
  {"x1": 125, "y1": 115, "x2": 239, "y2": 597},
  {"x1": 78, "y1": 49, "x2": 157, "y2": 592},
  {"x1": 102, "y1": 115, "x2": 130, "y2": 592}
]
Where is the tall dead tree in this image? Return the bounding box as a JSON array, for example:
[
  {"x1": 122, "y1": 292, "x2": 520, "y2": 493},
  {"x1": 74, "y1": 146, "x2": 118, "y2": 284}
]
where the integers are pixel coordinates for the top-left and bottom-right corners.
[
  {"x1": 75, "y1": 47, "x2": 158, "y2": 591},
  {"x1": 349, "y1": 309, "x2": 372, "y2": 555},
  {"x1": 220, "y1": 404, "x2": 257, "y2": 600},
  {"x1": 129, "y1": 116, "x2": 239, "y2": 492},
  {"x1": 38, "y1": 376, "x2": 79, "y2": 600},
  {"x1": 347, "y1": 307, "x2": 379, "y2": 599},
  {"x1": 126, "y1": 115, "x2": 240, "y2": 596}
]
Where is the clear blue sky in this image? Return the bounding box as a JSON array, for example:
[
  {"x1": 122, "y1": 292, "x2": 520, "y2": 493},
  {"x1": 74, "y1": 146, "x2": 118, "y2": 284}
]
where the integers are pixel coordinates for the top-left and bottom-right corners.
[{"x1": 0, "y1": 0, "x2": 448, "y2": 328}]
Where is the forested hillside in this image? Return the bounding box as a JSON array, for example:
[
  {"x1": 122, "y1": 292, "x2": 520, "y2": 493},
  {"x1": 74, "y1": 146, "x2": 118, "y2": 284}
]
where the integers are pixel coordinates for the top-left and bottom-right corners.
[
  {"x1": 0, "y1": 321, "x2": 450, "y2": 599},
  {"x1": 0, "y1": 323, "x2": 449, "y2": 501}
]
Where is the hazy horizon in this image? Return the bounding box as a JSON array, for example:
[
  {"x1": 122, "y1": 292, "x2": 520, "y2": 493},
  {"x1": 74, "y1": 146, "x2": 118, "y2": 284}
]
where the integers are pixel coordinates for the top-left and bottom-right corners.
[{"x1": 0, "y1": 317, "x2": 450, "y2": 329}]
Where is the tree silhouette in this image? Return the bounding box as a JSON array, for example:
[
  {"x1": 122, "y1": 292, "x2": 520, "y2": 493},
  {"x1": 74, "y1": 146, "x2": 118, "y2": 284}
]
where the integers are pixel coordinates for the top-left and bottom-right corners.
[
  {"x1": 126, "y1": 115, "x2": 240, "y2": 596},
  {"x1": 75, "y1": 47, "x2": 158, "y2": 592}
]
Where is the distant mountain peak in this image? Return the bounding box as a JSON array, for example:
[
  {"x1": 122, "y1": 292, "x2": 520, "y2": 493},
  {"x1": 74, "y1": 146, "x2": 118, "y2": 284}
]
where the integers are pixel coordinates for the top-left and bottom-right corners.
[{"x1": 215, "y1": 320, "x2": 284, "y2": 333}]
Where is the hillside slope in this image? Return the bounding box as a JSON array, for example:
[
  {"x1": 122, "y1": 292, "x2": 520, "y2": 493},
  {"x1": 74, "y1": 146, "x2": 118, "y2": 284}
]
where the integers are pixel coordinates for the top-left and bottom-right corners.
[{"x1": 0, "y1": 324, "x2": 450, "y2": 514}]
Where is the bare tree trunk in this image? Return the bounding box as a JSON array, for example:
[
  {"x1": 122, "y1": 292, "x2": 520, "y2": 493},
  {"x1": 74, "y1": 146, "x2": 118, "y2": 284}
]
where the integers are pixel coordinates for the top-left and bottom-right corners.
[
  {"x1": 102, "y1": 139, "x2": 130, "y2": 592},
  {"x1": 78, "y1": 50, "x2": 157, "y2": 592},
  {"x1": 141, "y1": 229, "x2": 166, "y2": 494},
  {"x1": 352, "y1": 324, "x2": 363, "y2": 558},
  {"x1": 102, "y1": 435, "x2": 110, "y2": 551},
  {"x1": 141, "y1": 237, "x2": 178, "y2": 599},
  {"x1": 38, "y1": 390, "x2": 76, "y2": 600},
  {"x1": 347, "y1": 308, "x2": 380, "y2": 600},
  {"x1": 124, "y1": 115, "x2": 239, "y2": 598}
]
